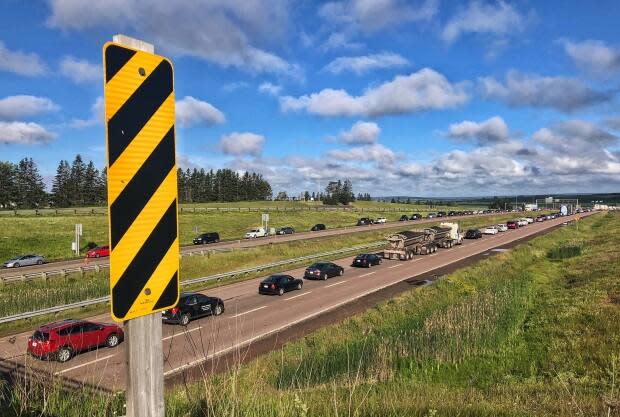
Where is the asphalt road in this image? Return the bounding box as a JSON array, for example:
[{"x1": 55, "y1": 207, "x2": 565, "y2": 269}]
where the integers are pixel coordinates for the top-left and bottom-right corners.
[
  {"x1": 0, "y1": 212, "x2": 501, "y2": 278},
  {"x1": 0, "y1": 212, "x2": 589, "y2": 391}
]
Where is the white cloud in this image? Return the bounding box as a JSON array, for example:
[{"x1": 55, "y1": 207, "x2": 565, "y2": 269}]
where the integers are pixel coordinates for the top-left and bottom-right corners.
[
  {"x1": 337, "y1": 121, "x2": 380, "y2": 144},
  {"x1": 447, "y1": 116, "x2": 510, "y2": 145},
  {"x1": 0, "y1": 41, "x2": 47, "y2": 76},
  {"x1": 0, "y1": 121, "x2": 56, "y2": 144},
  {"x1": 605, "y1": 116, "x2": 620, "y2": 131},
  {"x1": 69, "y1": 96, "x2": 104, "y2": 129},
  {"x1": 281, "y1": 68, "x2": 468, "y2": 117},
  {"x1": 319, "y1": 0, "x2": 438, "y2": 32},
  {"x1": 478, "y1": 70, "x2": 612, "y2": 112},
  {"x1": 327, "y1": 143, "x2": 396, "y2": 166},
  {"x1": 324, "y1": 52, "x2": 409, "y2": 75},
  {"x1": 442, "y1": 1, "x2": 529, "y2": 44},
  {"x1": 47, "y1": 0, "x2": 302, "y2": 79},
  {"x1": 532, "y1": 120, "x2": 617, "y2": 155},
  {"x1": 219, "y1": 132, "x2": 265, "y2": 156},
  {"x1": 561, "y1": 39, "x2": 620, "y2": 75},
  {"x1": 176, "y1": 96, "x2": 225, "y2": 127},
  {"x1": 258, "y1": 82, "x2": 282, "y2": 96},
  {"x1": 222, "y1": 81, "x2": 249, "y2": 92},
  {"x1": 0, "y1": 95, "x2": 59, "y2": 120},
  {"x1": 59, "y1": 55, "x2": 99, "y2": 83}
]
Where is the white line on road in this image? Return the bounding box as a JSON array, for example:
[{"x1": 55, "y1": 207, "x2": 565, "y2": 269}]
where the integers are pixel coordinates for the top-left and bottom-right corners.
[
  {"x1": 360, "y1": 271, "x2": 376, "y2": 277},
  {"x1": 231, "y1": 305, "x2": 267, "y2": 318},
  {"x1": 162, "y1": 326, "x2": 203, "y2": 341},
  {"x1": 285, "y1": 291, "x2": 312, "y2": 301},
  {"x1": 54, "y1": 353, "x2": 116, "y2": 375},
  {"x1": 387, "y1": 264, "x2": 403, "y2": 269},
  {"x1": 326, "y1": 280, "x2": 347, "y2": 288}
]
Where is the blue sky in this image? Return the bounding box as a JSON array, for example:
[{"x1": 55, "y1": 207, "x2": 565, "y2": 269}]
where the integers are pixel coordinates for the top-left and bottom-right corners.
[{"x1": 0, "y1": 0, "x2": 619, "y2": 197}]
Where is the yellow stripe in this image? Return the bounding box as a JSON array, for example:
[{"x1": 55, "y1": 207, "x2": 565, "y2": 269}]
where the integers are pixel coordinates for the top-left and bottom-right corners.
[
  {"x1": 109, "y1": 167, "x2": 177, "y2": 287},
  {"x1": 105, "y1": 52, "x2": 163, "y2": 119},
  {"x1": 107, "y1": 92, "x2": 175, "y2": 204},
  {"x1": 125, "y1": 238, "x2": 179, "y2": 318}
]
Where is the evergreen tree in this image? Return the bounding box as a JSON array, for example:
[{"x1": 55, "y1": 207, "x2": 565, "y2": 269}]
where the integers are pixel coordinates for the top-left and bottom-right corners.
[
  {"x1": 51, "y1": 160, "x2": 71, "y2": 207},
  {"x1": 15, "y1": 158, "x2": 46, "y2": 208},
  {"x1": 69, "y1": 154, "x2": 86, "y2": 206},
  {"x1": 0, "y1": 161, "x2": 17, "y2": 208}
]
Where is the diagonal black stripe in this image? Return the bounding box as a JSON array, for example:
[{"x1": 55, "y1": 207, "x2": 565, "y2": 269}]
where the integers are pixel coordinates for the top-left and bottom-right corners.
[
  {"x1": 109, "y1": 126, "x2": 175, "y2": 249},
  {"x1": 107, "y1": 59, "x2": 173, "y2": 166},
  {"x1": 105, "y1": 44, "x2": 136, "y2": 83},
  {"x1": 153, "y1": 271, "x2": 179, "y2": 310},
  {"x1": 112, "y1": 200, "x2": 177, "y2": 319}
]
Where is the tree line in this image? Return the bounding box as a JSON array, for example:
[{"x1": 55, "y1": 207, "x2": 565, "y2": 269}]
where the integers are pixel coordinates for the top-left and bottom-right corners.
[{"x1": 177, "y1": 168, "x2": 272, "y2": 203}]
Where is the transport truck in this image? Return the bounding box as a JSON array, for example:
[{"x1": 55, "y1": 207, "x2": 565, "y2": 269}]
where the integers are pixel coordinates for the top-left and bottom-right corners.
[{"x1": 382, "y1": 222, "x2": 462, "y2": 260}]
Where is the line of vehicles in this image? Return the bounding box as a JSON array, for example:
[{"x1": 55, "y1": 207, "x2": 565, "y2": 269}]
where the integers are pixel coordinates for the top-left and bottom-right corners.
[{"x1": 24, "y1": 210, "x2": 580, "y2": 363}]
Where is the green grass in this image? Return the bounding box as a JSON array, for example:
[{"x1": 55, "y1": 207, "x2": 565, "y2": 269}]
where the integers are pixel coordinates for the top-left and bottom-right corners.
[
  {"x1": 0, "y1": 203, "x2": 484, "y2": 262},
  {"x1": 2, "y1": 213, "x2": 617, "y2": 416}
]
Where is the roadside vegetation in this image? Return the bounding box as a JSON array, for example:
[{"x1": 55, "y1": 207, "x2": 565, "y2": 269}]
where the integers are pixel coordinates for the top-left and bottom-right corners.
[
  {"x1": 1, "y1": 213, "x2": 617, "y2": 416},
  {"x1": 0, "y1": 201, "x2": 483, "y2": 262}
]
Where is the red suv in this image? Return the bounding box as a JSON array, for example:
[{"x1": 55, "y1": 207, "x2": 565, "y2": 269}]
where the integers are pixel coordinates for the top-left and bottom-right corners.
[
  {"x1": 27, "y1": 319, "x2": 123, "y2": 362},
  {"x1": 86, "y1": 246, "x2": 109, "y2": 258},
  {"x1": 506, "y1": 220, "x2": 519, "y2": 229}
]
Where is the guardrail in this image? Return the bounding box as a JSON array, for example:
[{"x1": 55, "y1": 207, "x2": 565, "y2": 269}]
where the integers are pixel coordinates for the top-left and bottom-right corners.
[{"x1": 0, "y1": 241, "x2": 384, "y2": 324}]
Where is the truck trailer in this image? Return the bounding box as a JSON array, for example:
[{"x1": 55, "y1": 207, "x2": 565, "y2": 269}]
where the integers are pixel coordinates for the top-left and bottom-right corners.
[{"x1": 382, "y1": 222, "x2": 462, "y2": 261}]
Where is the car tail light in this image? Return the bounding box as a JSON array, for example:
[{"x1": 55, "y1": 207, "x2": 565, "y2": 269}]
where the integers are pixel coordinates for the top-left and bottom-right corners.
[
  {"x1": 171, "y1": 307, "x2": 180, "y2": 315},
  {"x1": 270, "y1": 284, "x2": 276, "y2": 289}
]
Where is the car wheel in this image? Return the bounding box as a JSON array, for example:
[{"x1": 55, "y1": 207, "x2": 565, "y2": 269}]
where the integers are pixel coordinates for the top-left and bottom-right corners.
[
  {"x1": 213, "y1": 303, "x2": 223, "y2": 316},
  {"x1": 105, "y1": 333, "x2": 120, "y2": 348},
  {"x1": 297, "y1": 282, "x2": 303, "y2": 290},
  {"x1": 339, "y1": 268, "x2": 344, "y2": 276},
  {"x1": 278, "y1": 288, "x2": 284, "y2": 296},
  {"x1": 37, "y1": 260, "x2": 43, "y2": 265},
  {"x1": 322, "y1": 273, "x2": 328, "y2": 281},
  {"x1": 95, "y1": 254, "x2": 100, "y2": 258},
  {"x1": 180, "y1": 313, "x2": 191, "y2": 326},
  {"x1": 14, "y1": 263, "x2": 20, "y2": 268},
  {"x1": 56, "y1": 346, "x2": 72, "y2": 363}
]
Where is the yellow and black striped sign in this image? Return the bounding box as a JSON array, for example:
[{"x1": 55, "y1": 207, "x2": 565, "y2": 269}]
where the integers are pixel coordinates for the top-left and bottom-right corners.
[{"x1": 103, "y1": 42, "x2": 179, "y2": 322}]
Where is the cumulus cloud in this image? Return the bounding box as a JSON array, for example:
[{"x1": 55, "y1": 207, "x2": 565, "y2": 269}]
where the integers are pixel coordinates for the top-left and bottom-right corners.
[
  {"x1": 219, "y1": 132, "x2": 265, "y2": 156},
  {"x1": 0, "y1": 121, "x2": 56, "y2": 144},
  {"x1": 324, "y1": 52, "x2": 409, "y2": 75},
  {"x1": 447, "y1": 116, "x2": 510, "y2": 145},
  {"x1": 46, "y1": 0, "x2": 302, "y2": 79},
  {"x1": 319, "y1": 0, "x2": 438, "y2": 32},
  {"x1": 59, "y1": 56, "x2": 99, "y2": 83},
  {"x1": 0, "y1": 95, "x2": 59, "y2": 120},
  {"x1": 561, "y1": 39, "x2": 620, "y2": 75},
  {"x1": 176, "y1": 96, "x2": 225, "y2": 127},
  {"x1": 337, "y1": 121, "x2": 380, "y2": 144},
  {"x1": 442, "y1": 1, "x2": 530, "y2": 44},
  {"x1": 281, "y1": 68, "x2": 468, "y2": 117},
  {"x1": 604, "y1": 116, "x2": 620, "y2": 131},
  {"x1": 258, "y1": 82, "x2": 282, "y2": 96},
  {"x1": 478, "y1": 70, "x2": 612, "y2": 112},
  {"x1": 0, "y1": 41, "x2": 47, "y2": 76},
  {"x1": 327, "y1": 143, "x2": 396, "y2": 166},
  {"x1": 532, "y1": 119, "x2": 617, "y2": 155}
]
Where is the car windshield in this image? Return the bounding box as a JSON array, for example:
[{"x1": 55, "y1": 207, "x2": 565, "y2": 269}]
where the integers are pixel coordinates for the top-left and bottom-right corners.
[
  {"x1": 249, "y1": 229, "x2": 259, "y2": 233},
  {"x1": 308, "y1": 263, "x2": 325, "y2": 269},
  {"x1": 263, "y1": 276, "x2": 280, "y2": 283},
  {"x1": 356, "y1": 255, "x2": 368, "y2": 259},
  {"x1": 33, "y1": 331, "x2": 49, "y2": 341}
]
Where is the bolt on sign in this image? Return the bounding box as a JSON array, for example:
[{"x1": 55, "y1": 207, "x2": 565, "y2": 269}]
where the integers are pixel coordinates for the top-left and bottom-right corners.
[{"x1": 103, "y1": 42, "x2": 179, "y2": 322}]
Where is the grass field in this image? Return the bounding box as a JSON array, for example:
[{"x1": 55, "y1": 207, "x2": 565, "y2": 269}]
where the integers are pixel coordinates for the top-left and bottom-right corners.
[
  {"x1": 0, "y1": 213, "x2": 523, "y2": 334},
  {"x1": 0, "y1": 202, "x2": 485, "y2": 263},
  {"x1": 2, "y1": 212, "x2": 616, "y2": 416}
]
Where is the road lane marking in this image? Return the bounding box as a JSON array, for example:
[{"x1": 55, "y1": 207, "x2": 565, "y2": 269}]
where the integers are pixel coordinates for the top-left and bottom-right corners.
[
  {"x1": 285, "y1": 291, "x2": 312, "y2": 301},
  {"x1": 231, "y1": 305, "x2": 267, "y2": 318},
  {"x1": 360, "y1": 271, "x2": 376, "y2": 277},
  {"x1": 326, "y1": 280, "x2": 347, "y2": 288},
  {"x1": 162, "y1": 326, "x2": 203, "y2": 341},
  {"x1": 54, "y1": 353, "x2": 116, "y2": 375},
  {"x1": 388, "y1": 264, "x2": 403, "y2": 269}
]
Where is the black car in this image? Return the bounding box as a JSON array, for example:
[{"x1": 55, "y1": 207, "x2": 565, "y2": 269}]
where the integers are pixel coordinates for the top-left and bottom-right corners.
[
  {"x1": 399, "y1": 215, "x2": 409, "y2": 221},
  {"x1": 277, "y1": 227, "x2": 295, "y2": 235},
  {"x1": 162, "y1": 292, "x2": 224, "y2": 325},
  {"x1": 193, "y1": 232, "x2": 220, "y2": 245},
  {"x1": 410, "y1": 213, "x2": 422, "y2": 220},
  {"x1": 357, "y1": 218, "x2": 373, "y2": 226},
  {"x1": 437, "y1": 211, "x2": 447, "y2": 217},
  {"x1": 304, "y1": 262, "x2": 344, "y2": 280},
  {"x1": 311, "y1": 224, "x2": 326, "y2": 231},
  {"x1": 352, "y1": 253, "x2": 382, "y2": 268},
  {"x1": 465, "y1": 229, "x2": 483, "y2": 239},
  {"x1": 448, "y1": 211, "x2": 456, "y2": 216},
  {"x1": 259, "y1": 275, "x2": 303, "y2": 295}
]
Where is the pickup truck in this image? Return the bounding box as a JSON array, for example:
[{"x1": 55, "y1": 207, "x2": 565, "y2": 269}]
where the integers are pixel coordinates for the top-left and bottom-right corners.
[{"x1": 245, "y1": 228, "x2": 268, "y2": 238}]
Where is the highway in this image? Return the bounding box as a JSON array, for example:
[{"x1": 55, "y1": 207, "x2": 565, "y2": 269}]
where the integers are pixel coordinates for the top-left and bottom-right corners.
[
  {"x1": 0, "y1": 212, "x2": 501, "y2": 279},
  {"x1": 0, "y1": 212, "x2": 588, "y2": 391}
]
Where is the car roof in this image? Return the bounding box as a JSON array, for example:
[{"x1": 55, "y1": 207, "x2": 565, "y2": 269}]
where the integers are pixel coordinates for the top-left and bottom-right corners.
[{"x1": 37, "y1": 319, "x2": 86, "y2": 331}]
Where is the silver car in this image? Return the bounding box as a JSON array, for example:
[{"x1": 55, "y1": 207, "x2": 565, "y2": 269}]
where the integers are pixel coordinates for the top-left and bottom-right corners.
[{"x1": 3, "y1": 254, "x2": 45, "y2": 268}]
